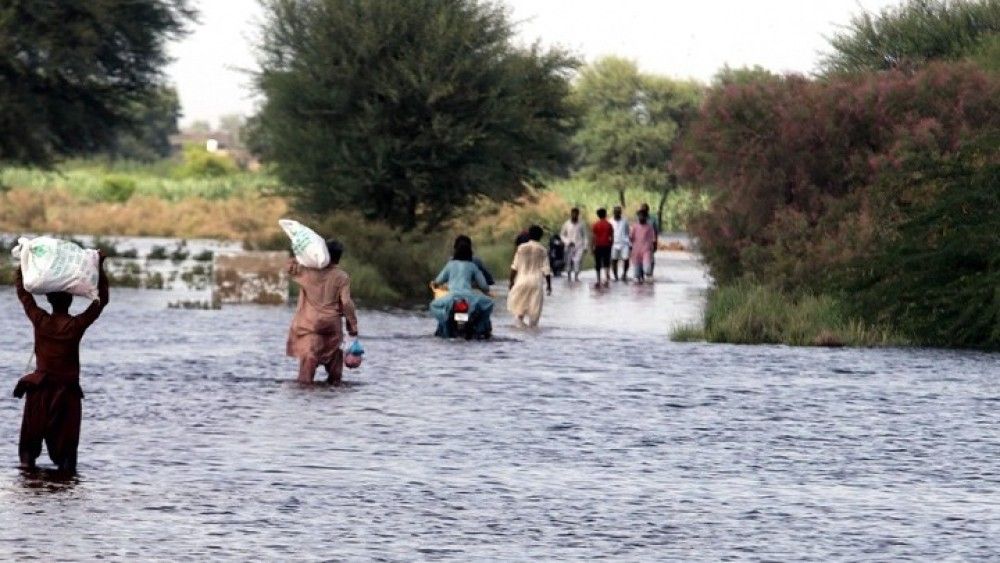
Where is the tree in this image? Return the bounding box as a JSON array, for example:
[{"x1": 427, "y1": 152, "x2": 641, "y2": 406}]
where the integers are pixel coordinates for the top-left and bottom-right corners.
[
  {"x1": 571, "y1": 57, "x2": 701, "y2": 220},
  {"x1": 110, "y1": 86, "x2": 183, "y2": 162},
  {"x1": 252, "y1": 0, "x2": 578, "y2": 230},
  {"x1": 822, "y1": 0, "x2": 1000, "y2": 74},
  {"x1": 0, "y1": 1, "x2": 194, "y2": 166}
]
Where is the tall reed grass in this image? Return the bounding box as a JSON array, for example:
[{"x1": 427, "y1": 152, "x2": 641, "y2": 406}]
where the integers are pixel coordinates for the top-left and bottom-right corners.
[{"x1": 672, "y1": 282, "x2": 905, "y2": 347}]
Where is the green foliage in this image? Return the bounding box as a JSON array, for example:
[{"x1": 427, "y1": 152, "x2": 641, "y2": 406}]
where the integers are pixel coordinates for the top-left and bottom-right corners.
[
  {"x1": 98, "y1": 176, "x2": 138, "y2": 203},
  {"x1": 848, "y1": 135, "x2": 1000, "y2": 349},
  {"x1": 680, "y1": 61, "x2": 1000, "y2": 349},
  {"x1": 176, "y1": 145, "x2": 239, "y2": 178},
  {"x1": 682, "y1": 62, "x2": 1000, "y2": 289},
  {"x1": 111, "y1": 87, "x2": 183, "y2": 162},
  {"x1": 673, "y1": 282, "x2": 904, "y2": 347},
  {"x1": 823, "y1": 0, "x2": 1000, "y2": 73},
  {"x1": 571, "y1": 57, "x2": 701, "y2": 211},
  {"x1": 0, "y1": 1, "x2": 194, "y2": 166},
  {"x1": 252, "y1": 0, "x2": 578, "y2": 231},
  {"x1": 0, "y1": 161, "x2": 276, "y2": 201}
]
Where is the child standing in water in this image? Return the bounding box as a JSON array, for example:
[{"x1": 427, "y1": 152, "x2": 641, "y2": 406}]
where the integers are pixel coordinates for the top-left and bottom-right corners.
[
  {"x1": 14, "y1": 251, "x2": 109, "y2": 473},
  {"x1": 286, "y1": 240, "x2": 359, "y2": 385}
]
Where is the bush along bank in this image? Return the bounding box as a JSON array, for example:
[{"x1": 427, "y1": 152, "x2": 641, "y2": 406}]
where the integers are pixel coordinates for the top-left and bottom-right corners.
[
  {"x1": 679, "y1": 62, "x2": 1000, "y2": 350},
  {"x1": 672, "y1": 282, "x2": 905, "y2": 347}
]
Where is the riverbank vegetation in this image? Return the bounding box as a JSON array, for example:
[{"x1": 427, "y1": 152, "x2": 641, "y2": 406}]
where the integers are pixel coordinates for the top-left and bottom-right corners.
[
  {"x1": 672, "y1": 284, "x2": 905, "y2": 347},
  {"x1": 676, "y1": 0, "x2": 1000, "y2": 350}
]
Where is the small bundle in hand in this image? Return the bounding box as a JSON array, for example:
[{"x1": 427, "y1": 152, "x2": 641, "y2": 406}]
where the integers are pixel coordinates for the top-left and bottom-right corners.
[
  {"x1": 12, "y1": 237, "x2": 100, "y2": 301},
  {"x1": 344, "y1": 339, "x2": 365, "y2": 369},
  {"x1": 279, "y1": 219, "x2": 329, "y2": 269}
]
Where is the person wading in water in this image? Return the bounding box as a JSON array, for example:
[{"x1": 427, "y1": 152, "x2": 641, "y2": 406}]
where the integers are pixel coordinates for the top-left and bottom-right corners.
[
  {"x1": 286, "y1": 240, "x2": 359, "y2": 385},
  {"x1": 13, "y1": 250, "x2": 109, "y2": 473},
  {"x1": 508, "y1": 225, "x2": 553, "y2": 328}
]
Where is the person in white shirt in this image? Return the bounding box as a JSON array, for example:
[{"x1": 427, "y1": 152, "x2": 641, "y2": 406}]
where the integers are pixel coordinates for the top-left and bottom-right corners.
[
  {"x1": 559, "y1": 207, "x2": 588, "y2": 282},
  {"x1": 610, "y1": 205, "x2": 630, "y2": 282}
]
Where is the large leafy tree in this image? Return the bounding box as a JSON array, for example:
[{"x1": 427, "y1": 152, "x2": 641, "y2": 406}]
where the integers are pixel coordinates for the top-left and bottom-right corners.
[
  {"x1": 822, "y1": 0, "x2": 1000, "y2": 73},
  {"x1": 110, "y1": 86, "x2": 183, "y2": 162},
  {"x1": 252, "y1": 0, "x2": 578, "y2": 230},
  {"x1": 0, "y1": 1, "x2": 193, "y2": 166},
  {"x1": 571, "y1": 57, "x2": 700, "y2": 215}
]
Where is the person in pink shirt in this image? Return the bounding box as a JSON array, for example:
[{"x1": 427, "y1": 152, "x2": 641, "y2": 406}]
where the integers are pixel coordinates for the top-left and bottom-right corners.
[{"x1": 629, "y1": 210, "x2": 657, "y2": 283}]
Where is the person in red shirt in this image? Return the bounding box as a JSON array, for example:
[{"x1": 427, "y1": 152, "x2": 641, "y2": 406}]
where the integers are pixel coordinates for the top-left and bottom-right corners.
[{"x1": 591, "y1": 207, "x2": 614, "y2": 288}]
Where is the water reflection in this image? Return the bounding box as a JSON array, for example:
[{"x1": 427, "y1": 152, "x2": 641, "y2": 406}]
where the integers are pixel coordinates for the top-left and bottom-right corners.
[{"x1": 17, "y1": 467, "x2": 80, "y2": 493}]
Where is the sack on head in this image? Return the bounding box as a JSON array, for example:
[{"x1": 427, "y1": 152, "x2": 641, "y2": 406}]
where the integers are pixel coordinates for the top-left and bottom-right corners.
[
  {"x1": 12, "y1": 237, "x2": 100, "y2": 301},
  {"x1": 279, "y1": 219, "x2": 330, "y2": 269}
]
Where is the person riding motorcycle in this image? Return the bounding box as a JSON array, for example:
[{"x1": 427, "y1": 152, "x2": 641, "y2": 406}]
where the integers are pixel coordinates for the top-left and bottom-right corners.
[{"x1": 429, "y1": 236, "x2": 494, "y2": 339}]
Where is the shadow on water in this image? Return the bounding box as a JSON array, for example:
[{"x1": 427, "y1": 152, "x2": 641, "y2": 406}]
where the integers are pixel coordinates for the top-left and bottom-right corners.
[{"x1": 15, "y1": 467, "x2": 80, "y2": 493}]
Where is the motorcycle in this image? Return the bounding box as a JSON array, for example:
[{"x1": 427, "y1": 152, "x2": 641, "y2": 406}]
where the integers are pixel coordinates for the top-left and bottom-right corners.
[
  {"x1": 549, "y1": 234, "x2": 566, "y2": 277},
  {"x1": 431, "y1": 284, "x2": 493, "y2": 340}
]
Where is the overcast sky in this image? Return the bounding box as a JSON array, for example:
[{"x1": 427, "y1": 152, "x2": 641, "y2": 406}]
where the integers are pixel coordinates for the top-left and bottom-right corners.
[{"x1": 166, "y1": 0, "x2": 901, "y2": 127}]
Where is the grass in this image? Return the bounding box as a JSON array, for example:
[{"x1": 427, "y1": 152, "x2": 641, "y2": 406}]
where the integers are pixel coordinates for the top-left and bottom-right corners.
[
  {"x1": 0, "y1": 165, "x2": 279, "y2": 202},
  {"x1": 672, "y1": 282, "x2": 906, "y2": 347}
]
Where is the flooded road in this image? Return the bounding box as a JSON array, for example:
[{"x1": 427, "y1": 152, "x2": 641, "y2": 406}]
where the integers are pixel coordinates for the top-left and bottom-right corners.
[{"x1": 0, "y1": 251, "x2": 997, "y2": 560}]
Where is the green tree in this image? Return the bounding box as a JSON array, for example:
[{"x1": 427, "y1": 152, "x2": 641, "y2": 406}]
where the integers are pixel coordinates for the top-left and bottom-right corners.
[
  {"x1": 252, "y1": 0, "x2": 578, "y2": 230},
  {"x1": 571, "y1": 57, "x2": 701, "y2": 219},
  {"x1": 0, "y1": 1, "x2": 194, "y2": 166},
  {"x1": 823, "y1": 0, "x2": 1000, "y2": 74},
  {"x1": 111, "y1": 86, "x2": 183, "y2": 162}
]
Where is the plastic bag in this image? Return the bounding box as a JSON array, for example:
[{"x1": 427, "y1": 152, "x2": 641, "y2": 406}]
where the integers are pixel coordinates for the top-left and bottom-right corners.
[
  {"x1": 347, "y1": 339, "x2": 365, "y2": 356},
  {"x1": 12, "y1": 237, "x2": 100, "y2": 300},
  {"x1": 344, "y1": 338, "x2": 364, "y2": 369},
  {"x1": 279, "y1": 219, "x2": 329, "y2": 269}
]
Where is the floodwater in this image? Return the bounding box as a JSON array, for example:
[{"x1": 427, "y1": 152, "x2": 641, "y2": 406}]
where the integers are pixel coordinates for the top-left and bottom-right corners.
[{"x1": 1, "y1": 250, "x2": 997, "y2": 560}]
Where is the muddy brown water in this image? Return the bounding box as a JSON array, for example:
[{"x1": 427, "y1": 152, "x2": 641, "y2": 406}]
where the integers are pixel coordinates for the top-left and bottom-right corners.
[{"x1": 1, "y1": 250, "x2": 997, "y2": 560}]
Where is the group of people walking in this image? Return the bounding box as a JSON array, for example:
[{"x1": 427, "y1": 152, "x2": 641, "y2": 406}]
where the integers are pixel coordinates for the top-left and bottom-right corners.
[
  {"x1": 558, "y1": 204, "x2": 659, "y2": 287},
  {"x1": 9, "y1": 204, "x2": 659, "y2": 473}
]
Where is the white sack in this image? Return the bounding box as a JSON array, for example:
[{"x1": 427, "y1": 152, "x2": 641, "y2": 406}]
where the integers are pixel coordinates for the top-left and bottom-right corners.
[
  {"x1": 12, "y1": 237, "x2": 100, "y2": 301},
  {"x1": 279, "y1": 219, "x2": 330, "y2": 269}
]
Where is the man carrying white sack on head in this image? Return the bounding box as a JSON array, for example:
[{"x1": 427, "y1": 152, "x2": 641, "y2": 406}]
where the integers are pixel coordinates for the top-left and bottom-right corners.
[
  {"x1": 11, "y1": 239, "x2": 109, "y2": 474},
  {"x1": 280, "y1": 223, "x2": 359, "y2": 385}
]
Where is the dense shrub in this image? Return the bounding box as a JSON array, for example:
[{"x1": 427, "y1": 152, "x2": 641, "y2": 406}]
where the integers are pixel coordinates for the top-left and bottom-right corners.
[
  {"x1": 847, "y1": 135, "x2": 1000, "y2": 348},
  {"x1": 681, "y1": 62, "x2": 1000, "y2": 289},
  {"x1": 176, "y1": 146, "x2": 238, "y2": 178},
  {"x1": 680, "y1": 62, "x2": 1000, "y2": 349},
  {"x1": 98, "y1": 175, "x2": 137, "y2": 203}
]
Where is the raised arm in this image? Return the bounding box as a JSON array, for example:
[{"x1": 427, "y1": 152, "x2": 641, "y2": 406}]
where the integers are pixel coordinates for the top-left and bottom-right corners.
[
  {"x1": 14, "y1": 268, "x2": 45, "y2": 325},
  {"x1": 76, "y1": 252, "x2": 109, "y2": 328}
]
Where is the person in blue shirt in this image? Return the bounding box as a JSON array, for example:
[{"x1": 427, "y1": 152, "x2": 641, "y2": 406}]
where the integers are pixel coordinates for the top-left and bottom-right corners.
[{"x1": 429, "y1": 236, "x2": 494, "y2": 338}]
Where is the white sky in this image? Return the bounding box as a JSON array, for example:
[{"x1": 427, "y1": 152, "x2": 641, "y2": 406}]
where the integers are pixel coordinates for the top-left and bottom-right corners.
[{"x1": 167, "y1": 0, "x2": 901, "y2": 126}]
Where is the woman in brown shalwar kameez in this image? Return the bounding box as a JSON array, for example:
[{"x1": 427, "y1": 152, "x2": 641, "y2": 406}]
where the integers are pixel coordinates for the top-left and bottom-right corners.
[
  {"x1": 286, "y1": 240, "x2": 358, "y2": 384},
  {"x1": 13, "y1": 251, "x2": 109, "y2": 473}
]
